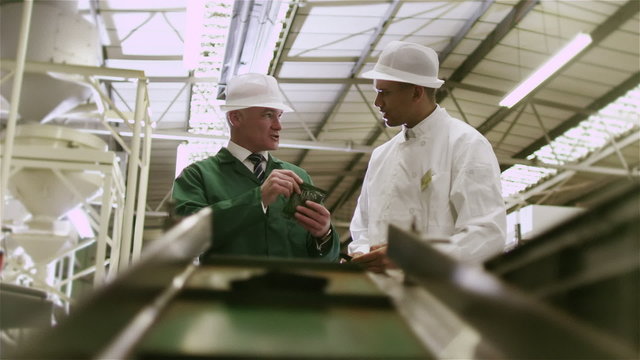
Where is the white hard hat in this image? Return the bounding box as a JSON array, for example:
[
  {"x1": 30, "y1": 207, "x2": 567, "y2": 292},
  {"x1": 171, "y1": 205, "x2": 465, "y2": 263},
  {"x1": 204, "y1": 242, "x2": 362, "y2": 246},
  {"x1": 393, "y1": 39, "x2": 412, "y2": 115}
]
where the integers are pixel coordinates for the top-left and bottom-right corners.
[
  {"x1": 362, "y1": 41, "x2": 444, "y2": 89},
  {"x1": 219, "y1": 73, "x2": 293, "y2": 112}
]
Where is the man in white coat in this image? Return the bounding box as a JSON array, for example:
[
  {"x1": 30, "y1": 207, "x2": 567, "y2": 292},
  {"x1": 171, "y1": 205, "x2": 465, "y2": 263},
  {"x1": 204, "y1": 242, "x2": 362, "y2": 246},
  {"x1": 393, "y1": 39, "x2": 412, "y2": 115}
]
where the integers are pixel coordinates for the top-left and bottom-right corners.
[{"x1": 349, "y1": 41, "x2": 506, "y2": 273}]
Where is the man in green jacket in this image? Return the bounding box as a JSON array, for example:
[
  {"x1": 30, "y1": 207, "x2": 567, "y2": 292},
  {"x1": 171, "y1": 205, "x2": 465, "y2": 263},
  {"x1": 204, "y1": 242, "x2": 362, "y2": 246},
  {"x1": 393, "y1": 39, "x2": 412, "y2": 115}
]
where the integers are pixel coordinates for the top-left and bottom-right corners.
[{"x1": 172, "y1": 73, "x2": 339, "y2": 262}]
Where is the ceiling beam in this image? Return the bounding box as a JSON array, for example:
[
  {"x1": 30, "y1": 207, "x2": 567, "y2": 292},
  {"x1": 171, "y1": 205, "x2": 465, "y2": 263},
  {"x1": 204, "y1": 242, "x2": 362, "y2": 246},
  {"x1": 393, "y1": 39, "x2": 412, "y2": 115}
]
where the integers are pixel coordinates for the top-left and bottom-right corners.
[
  {"x1": 504, "y1": 130, "x2": 640, "y2": 209},
  {"x1": 144, "y1": 73, "x2": 629, "y2": 122},
  {"x1": 293, "y1": 0, "x2": 402, "y2": 167},
  {"x1": 304, "y1": 1, "x2": 384, "y2": 6},
  {"x1": 325, "y1": 113, "x2": 386, "y2": 201},
  {"x1": 281, "y1": 56, "x2": 361, "y2": 63},
  {"x1": 104, "y1": 46, "x2": 183, "y2": 61},
  {"x1": 444, "y1": 80, "x2": 598, "y2": 116},
  {"x1": 436, "y1": 0, "x2": 538, "y2": 104},
  {"x1": 329, "y1": 175, "x2": 365, "y2": 214},
  {"x1": 588, "y1": 0, "x2": 640, "y2": 44},
  {"x1": 80, "y1": 128, "x2": 374, "y2": 153},
  {"x1": 0, "y1": 59, "x2": 145, "y2": 79},
  {"x1": 278, "y1": 77, "x2": 368, "y2": 84},
  {"x1": 476, "y1": 0, "x2": 640, "y2": 135},
  {"x1": 498, "y1": 156, "x2": 640, "y2": 177},
  {"x1": 270, "y1": 1, "x2": 301, "y2": 77},
  {"x1": 94, "y1": 2, "x2": 123, "y2": 51},
  {"x1": 438, "y1": 0, "x2": 494, "y2": 62},
  {"x1": 279, "y1": 78, "x2": 597, "y2": 116},
  {"x1": 88, "y1": 8, "x2": 186, "y2": 13},
  {"x1": 513, "y1": 71, "x2": 640, "y2": 159},
  {"x1": 144, "y1": 76, "x2": 219, "y2": 83}
]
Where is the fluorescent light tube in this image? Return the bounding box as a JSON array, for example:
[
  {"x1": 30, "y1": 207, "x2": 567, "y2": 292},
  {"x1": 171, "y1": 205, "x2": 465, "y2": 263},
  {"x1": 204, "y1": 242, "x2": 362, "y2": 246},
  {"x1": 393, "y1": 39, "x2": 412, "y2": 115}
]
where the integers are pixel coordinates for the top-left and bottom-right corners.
[{"x1": 500, "y1": 33, "x2": 592, "y2": 108}]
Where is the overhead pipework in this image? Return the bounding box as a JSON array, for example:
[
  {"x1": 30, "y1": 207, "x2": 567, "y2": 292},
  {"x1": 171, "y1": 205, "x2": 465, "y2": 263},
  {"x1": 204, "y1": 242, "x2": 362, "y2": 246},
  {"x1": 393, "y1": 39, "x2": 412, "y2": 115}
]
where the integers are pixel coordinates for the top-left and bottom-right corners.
[{"x1": 216, "y1": 0, "x2": 286, "y2": 100}]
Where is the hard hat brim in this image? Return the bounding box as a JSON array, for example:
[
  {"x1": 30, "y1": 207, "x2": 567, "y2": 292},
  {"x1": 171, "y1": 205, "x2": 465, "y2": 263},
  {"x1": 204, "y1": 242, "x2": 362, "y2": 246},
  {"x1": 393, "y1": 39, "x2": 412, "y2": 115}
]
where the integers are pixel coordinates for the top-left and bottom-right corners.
[
  {"x1": 220, "y1": 102, "x2": 294, "y2": 112},
  {"x1": 361, "y1": 69, "x2": 444, "y2": 89}
]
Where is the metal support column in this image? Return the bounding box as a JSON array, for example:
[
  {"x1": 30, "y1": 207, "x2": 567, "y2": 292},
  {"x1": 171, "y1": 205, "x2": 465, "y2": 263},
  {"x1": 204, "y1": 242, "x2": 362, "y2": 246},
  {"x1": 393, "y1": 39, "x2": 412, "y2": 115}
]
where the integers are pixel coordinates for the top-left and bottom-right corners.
[
  {"x1": 132, "y1": 110, "x2": 152, "y2": 262},
  {"x1": 119, "y1": 80, "x2": 147, "y2": 271},
  {"x1": 0, "y1": 0, "x2": 33, "y2": 229}
]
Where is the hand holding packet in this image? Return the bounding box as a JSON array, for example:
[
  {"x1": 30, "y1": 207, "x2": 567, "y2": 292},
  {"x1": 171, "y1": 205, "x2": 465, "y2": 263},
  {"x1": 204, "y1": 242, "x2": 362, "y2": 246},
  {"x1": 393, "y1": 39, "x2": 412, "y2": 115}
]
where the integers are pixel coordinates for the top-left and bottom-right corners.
[{"x1": 282, "y1": 183, "x2": 328, "y2": 218}]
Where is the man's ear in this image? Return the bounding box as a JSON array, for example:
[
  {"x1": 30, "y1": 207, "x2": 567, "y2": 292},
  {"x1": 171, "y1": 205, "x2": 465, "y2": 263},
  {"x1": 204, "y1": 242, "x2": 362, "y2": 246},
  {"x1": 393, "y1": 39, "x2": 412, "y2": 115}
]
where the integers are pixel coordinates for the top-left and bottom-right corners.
[
  {"x1": 412, "y1": 85, "x2": 424, "y2": 101},
  {"x1": 227, "y1": 110, "x2": 241, "y2": 127}
]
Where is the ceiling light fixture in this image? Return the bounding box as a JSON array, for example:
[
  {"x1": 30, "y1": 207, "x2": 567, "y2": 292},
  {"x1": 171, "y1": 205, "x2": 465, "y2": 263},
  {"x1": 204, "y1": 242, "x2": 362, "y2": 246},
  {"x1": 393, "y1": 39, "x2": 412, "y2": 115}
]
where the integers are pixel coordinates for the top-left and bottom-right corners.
[{"x1": 500, "y1": 32, "x2": 592, "y2": 108}]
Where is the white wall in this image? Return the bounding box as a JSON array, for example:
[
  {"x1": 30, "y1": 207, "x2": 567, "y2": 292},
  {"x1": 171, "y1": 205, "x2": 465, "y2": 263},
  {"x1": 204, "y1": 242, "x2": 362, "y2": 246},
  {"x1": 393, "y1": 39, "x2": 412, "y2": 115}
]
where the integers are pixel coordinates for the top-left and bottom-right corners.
[{"x1": 506, "y1": 204, "x2": 585, "y2": 249}]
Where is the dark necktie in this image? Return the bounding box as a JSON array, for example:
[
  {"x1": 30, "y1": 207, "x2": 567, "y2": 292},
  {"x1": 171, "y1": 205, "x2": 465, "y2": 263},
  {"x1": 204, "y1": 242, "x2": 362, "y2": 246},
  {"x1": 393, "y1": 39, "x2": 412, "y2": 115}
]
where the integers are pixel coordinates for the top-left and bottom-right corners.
[{"x1": 247, "y1": 153, "x2": 266, "y2": 183}]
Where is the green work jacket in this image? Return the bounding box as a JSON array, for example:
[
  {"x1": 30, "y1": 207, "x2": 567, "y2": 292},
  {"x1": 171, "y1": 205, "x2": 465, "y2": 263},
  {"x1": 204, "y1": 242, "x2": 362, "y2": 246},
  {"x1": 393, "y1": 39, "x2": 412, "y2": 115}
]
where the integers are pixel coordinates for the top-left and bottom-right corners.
[{"x1": 172, "y1": 148, "x2": 339, "y2": 262}]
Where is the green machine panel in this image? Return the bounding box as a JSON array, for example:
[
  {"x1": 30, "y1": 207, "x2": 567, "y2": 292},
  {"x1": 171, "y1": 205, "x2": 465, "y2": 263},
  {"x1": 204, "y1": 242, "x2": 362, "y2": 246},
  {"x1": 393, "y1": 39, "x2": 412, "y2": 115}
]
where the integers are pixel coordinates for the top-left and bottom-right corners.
[{"x1": 136, "y1": 264, "x2": 430, "y2": 359}]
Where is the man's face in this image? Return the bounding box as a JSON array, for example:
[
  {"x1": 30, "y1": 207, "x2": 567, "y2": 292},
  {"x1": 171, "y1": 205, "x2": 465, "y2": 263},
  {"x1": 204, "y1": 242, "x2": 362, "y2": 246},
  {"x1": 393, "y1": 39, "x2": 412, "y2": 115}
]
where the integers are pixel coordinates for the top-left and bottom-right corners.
[
  {"x1": 373, "y1": 79, "x2": 415, "y2": 127},
  {"x1": 232, "y1": 107, "x2": 283, "y2": 152}
]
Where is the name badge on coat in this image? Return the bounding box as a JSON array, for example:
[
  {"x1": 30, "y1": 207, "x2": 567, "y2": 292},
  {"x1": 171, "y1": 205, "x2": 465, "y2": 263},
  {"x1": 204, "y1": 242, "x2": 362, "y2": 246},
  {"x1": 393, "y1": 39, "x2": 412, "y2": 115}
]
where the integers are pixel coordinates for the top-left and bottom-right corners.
[{"x1": 421, "y1": 169, "x2": 433, "y2": 191}]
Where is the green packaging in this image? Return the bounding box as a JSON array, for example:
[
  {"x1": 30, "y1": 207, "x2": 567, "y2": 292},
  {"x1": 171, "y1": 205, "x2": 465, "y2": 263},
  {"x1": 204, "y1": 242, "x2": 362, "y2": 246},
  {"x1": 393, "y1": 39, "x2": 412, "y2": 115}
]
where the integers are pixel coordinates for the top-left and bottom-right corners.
[{"x1": 282, "y1": 183, "x2": 328, "y2": 218}]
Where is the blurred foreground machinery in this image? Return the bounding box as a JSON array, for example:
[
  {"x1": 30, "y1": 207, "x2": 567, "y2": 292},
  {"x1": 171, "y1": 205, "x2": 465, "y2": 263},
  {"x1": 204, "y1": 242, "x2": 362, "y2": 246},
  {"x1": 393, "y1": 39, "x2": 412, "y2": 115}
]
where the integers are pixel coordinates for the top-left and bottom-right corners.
[
  {"x1": 486, "y1": 183, "x2": 639, "y2": 354},
  {"x1": 6, "y1": 185, "x2": 639, "y2": 359}
]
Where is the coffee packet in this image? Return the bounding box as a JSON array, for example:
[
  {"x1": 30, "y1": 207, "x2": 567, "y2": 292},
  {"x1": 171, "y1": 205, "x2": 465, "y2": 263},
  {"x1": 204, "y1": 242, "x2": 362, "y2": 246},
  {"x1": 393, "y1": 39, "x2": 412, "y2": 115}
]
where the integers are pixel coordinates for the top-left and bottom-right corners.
[{"x1": 283, "y1": 183, "x2": 328, "y2": 218}]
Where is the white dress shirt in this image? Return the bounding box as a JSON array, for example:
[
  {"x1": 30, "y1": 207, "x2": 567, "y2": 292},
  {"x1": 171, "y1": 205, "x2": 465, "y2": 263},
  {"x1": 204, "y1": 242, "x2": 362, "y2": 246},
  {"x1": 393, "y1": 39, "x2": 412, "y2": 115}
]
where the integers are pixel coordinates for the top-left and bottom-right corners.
[
  {"x1": 227, "y1": 141, "x2": 268, "y2": 174},
  {"x1": 227, "y1": 141, "x2": 268, "y2": 212},
  {"x1": 349, "y1": 106, "x2": 506, "y2": 263}
]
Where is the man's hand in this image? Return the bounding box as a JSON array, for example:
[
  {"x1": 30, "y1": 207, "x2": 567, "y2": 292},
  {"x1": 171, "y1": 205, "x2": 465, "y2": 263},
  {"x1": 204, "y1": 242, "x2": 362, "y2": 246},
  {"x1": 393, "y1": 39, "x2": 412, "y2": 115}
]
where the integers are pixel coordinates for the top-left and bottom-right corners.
[
  {"x1": 350, "y1": 244, "x2": 396, "y2": 273},
  {"x1": 260, "y1": 169, "x2": 303, "y2": 206},
  {"x1": 294, "y1": 200, "x2": 331, "y2": 238}
]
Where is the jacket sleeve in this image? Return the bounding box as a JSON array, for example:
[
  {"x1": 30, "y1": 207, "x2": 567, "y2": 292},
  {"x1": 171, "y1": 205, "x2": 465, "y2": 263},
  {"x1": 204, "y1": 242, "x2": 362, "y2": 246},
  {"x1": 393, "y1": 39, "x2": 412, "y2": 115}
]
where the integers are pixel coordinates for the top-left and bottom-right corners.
[
  {"x1": 445, "y1": 137, "x2": 506, "y2": 263},
  {"x1": 172, "y1": 165, "x2": 210, "y2": 216},
  {"x1": 304, "y1": 172, "x2": 340, "y2": 262},
  {"x1": 307, "y1": 223, "x2": 340, "y2": 261},
  {"x1": 172, "y1": 165, "x2": 266, "y2": 251}
]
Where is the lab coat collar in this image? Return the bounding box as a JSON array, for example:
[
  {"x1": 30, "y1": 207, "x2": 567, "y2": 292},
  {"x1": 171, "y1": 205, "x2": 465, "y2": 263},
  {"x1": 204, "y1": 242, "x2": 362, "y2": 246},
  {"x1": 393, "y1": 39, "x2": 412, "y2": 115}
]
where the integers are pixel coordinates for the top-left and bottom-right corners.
[{"x1": 403, "y1": 105, "x2": 443, "y2": 140}]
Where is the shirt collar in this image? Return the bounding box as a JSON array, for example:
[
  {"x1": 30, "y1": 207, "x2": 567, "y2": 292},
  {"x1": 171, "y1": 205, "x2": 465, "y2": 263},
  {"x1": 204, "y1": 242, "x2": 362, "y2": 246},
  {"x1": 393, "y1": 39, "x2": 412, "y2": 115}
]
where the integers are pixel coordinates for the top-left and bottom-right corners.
[
  {"x1": 227, "y1": 140, "x2": 269, "y2": 162},
  {"x1": 403, "y1": 127, "x2": 416, "y2": 141},
  {"x1": 403, "y1": 104, "x2": 443, "y2": 140}
]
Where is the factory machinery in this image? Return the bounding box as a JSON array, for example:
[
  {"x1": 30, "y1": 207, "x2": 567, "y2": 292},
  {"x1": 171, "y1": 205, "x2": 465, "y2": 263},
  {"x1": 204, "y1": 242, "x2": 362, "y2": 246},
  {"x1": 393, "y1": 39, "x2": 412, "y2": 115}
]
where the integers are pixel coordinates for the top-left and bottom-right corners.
[
  {"x1": 1, "y1": 0, "x2": 153, "y2": 320},
  {"x1": 5, "y1": 184, "x2": 638, "y2": 359}
]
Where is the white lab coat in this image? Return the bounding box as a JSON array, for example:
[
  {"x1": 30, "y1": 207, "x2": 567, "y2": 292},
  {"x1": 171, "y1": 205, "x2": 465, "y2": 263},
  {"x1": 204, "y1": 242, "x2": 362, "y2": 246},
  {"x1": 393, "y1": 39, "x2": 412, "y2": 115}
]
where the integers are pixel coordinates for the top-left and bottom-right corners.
[{"x1": 349, "y1": 106, "x2": 506, "y2": 263}]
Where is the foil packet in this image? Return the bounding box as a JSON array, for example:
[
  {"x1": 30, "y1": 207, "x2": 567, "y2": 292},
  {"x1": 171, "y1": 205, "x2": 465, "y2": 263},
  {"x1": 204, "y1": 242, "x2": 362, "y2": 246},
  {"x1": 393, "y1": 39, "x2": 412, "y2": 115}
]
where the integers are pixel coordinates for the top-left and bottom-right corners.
[{"x1": 282, "y1": 182, "x2": 328, "y2": 218}]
